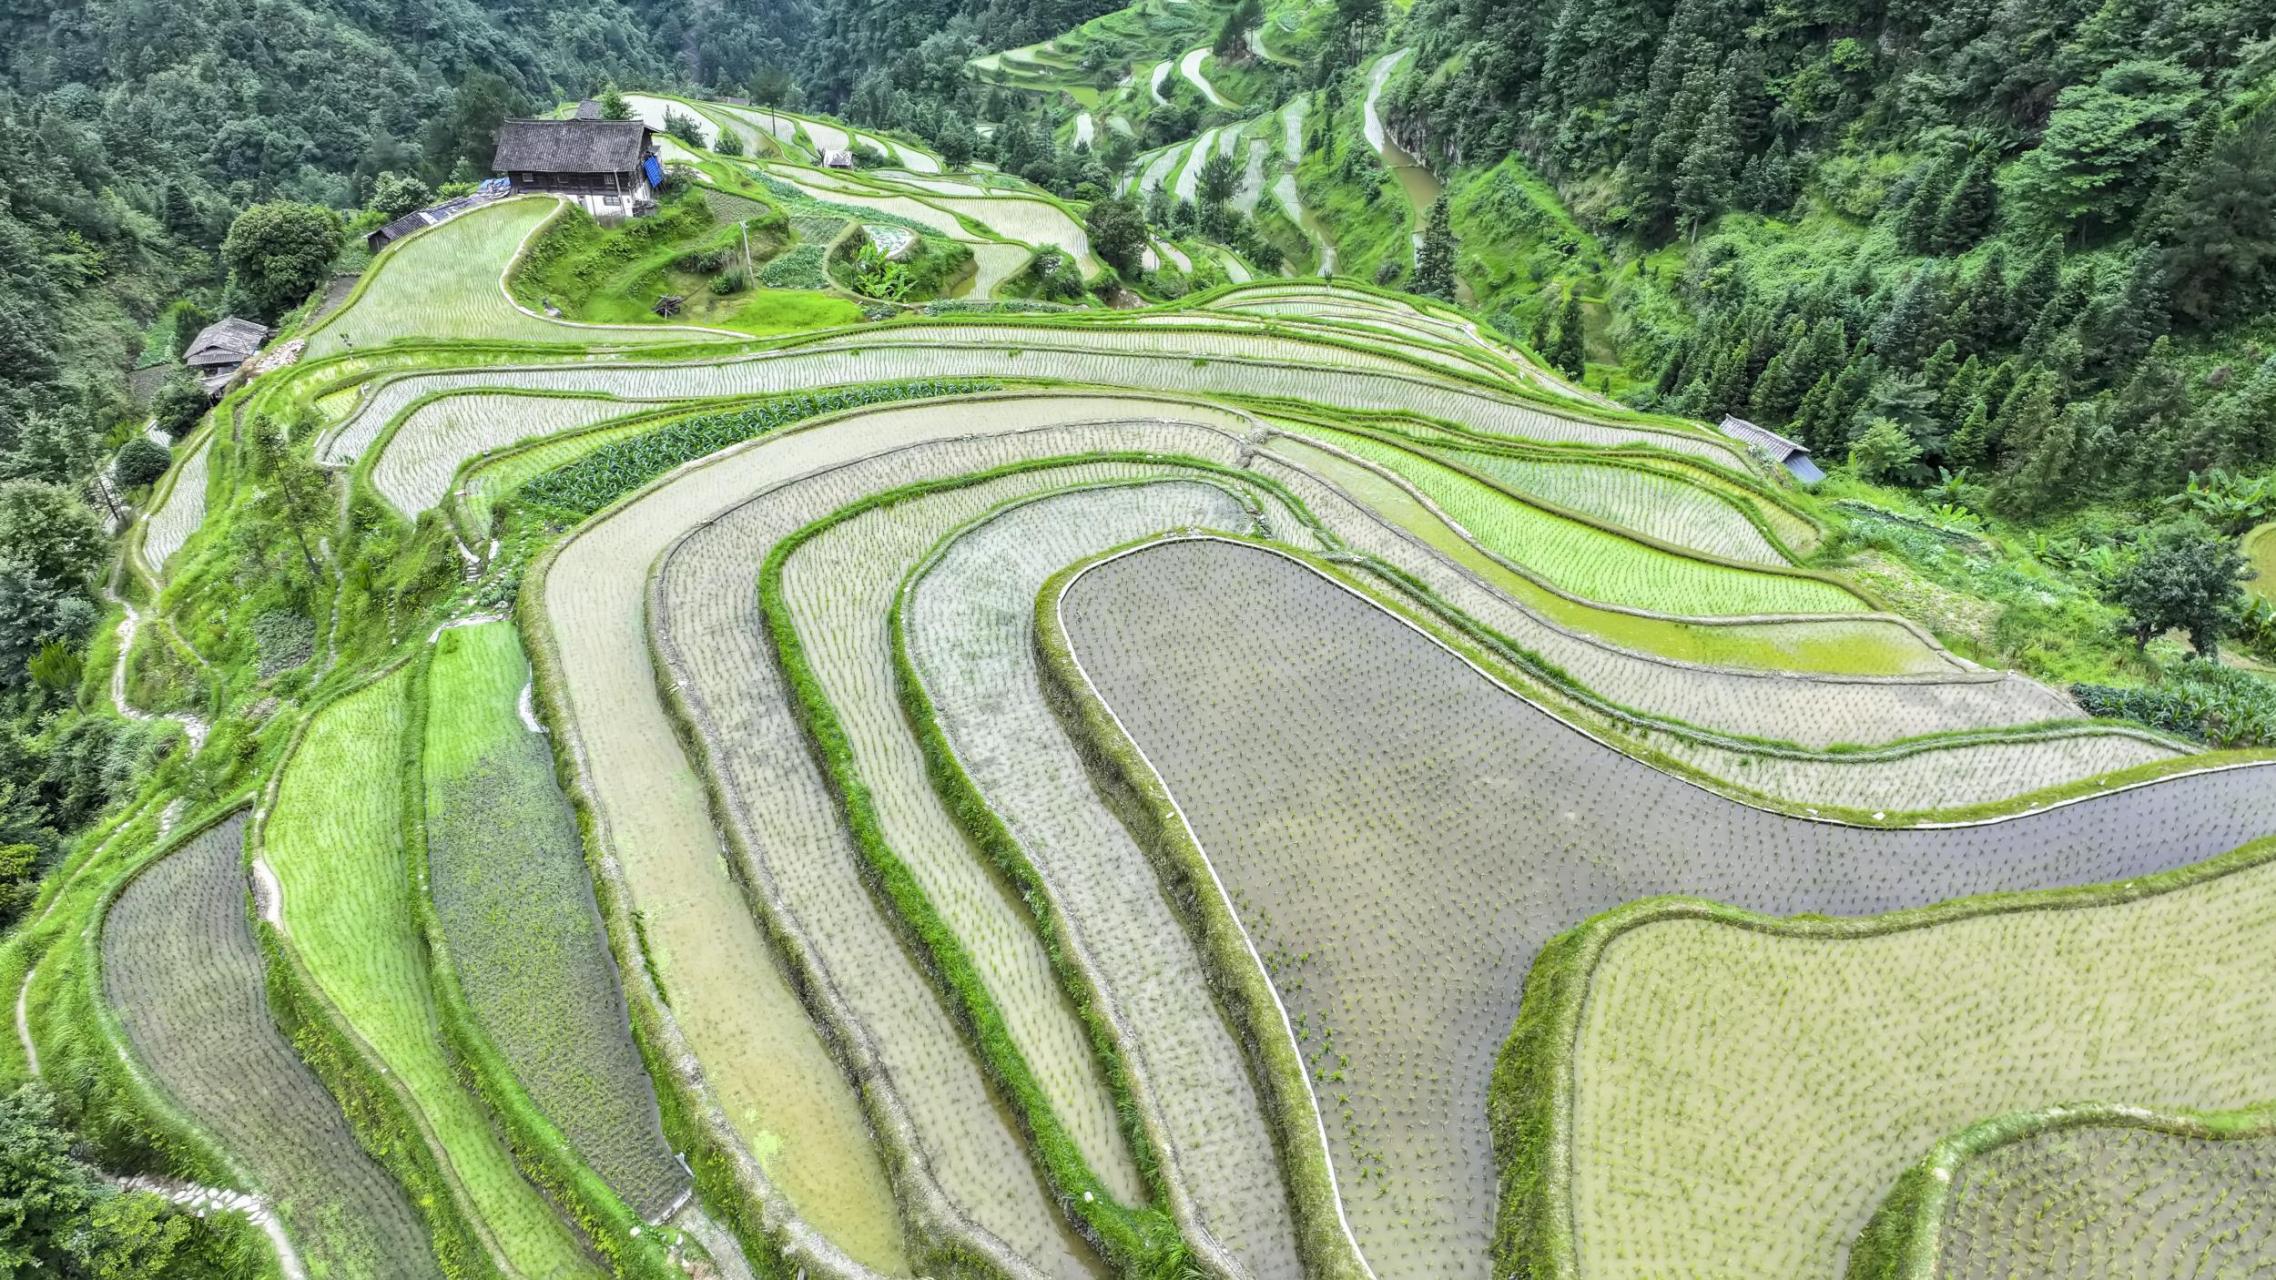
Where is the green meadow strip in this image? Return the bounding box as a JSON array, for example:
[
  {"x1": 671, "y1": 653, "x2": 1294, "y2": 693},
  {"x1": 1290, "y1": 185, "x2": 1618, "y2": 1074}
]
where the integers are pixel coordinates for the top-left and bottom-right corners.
[
  {"x1": 251, "y1": 662, "x2": 506, "y2": 1280},
  {"x1": 401, "y1": 644, "x2": 685, "y2": 1280}
]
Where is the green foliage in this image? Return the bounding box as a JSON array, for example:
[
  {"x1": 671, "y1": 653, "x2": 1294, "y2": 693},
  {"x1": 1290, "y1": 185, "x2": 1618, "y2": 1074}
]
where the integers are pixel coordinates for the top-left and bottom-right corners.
[
  {"x1": 598, "y1": 86, "x2": 634, "y2": 120},
  {"x1": 1551, "y1": 288, "x2": 1586, "y2": 382},
  {"x1": 369, "y1": 171, "x2": 434, "y2": 222},
  {"x1": 220, "y1": 203, "x2": 344, "y2": 320},
  {"x1": 1085, "y1": 196, "x2": 1149, "y2": 276},
  {"x1": 519, "y1": 382, "x2": 999, "y2": 515},
  {"x1": 0, "y1": 481, "x2": 105, "y2": 593},
  {"x1": 1848, "y1": 418, "x2": 1923, "y2": 487},
  {"x1": 2072, "y1": 661, "x2": 2276, "y2": 747},
  {"x1": 756, "y1": 244, "x2": 830, "y2": 289},
  {"x1": 2104, "y1": 517, "x2": 2250, "y2": 656},
  {"x1": 1412, "y1": 196, "x2": 1455, "y2": 302},
  {"x1": 148, "y1": 377, "x2": 209, "y2": 444},
  {"x1": 662, "y1": 108, "x2": 707, "y2": 146},
  {"x1": 112, "y1": 439, "x2": 171, "y2": 490},
  {"x1": 2001, "y1": 61, "x2": 2201, "y2": 234},
  {"x1": 0, "y1": 1084, "x2": 251, "y2": 1279}
]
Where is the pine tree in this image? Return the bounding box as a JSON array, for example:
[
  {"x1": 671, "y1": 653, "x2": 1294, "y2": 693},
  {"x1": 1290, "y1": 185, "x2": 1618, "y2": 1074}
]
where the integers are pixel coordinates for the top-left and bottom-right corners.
[
  {"x1": 1412, "y1": 195, "x2": 1456, "y2": 300},
  {"x1": 1918, "y1": 341, "x2": 1959, "y2": 404},
  {"x1": 1950, "y1": 396, "x2": 1995, "y2": 469},
  {"x1": 2001, "y1": 401, "x2": 2085, "y2": 514},
  {"x1": 1896, "y1": 155, "x2": 1954, "y2": 253},
  {"x1": 1939, "y1": 354, "x2": 1983, "y2": 434},
  {"x1": 1930, "y1": 153, "x2": 1997, "y2": 253},
  {"x1": 1674, "y1": 86, "x2": 1740, "y2": 236},
  {"x1": 1963, "y1": 248, "x2": 2010, "y2": 354},
  {"x1": 1792, "y1": 371, "x2": 1839, "y2": 452},
  {"x1": 1869, "y1": 268, "x2": 1949, "y2": 369},
  {"x1": 1552, "y1": 288, "x2": 1587, "y2": 381},
  {"x1": 2009, "y1": 242, "x2": 2063, "y2": 333}
]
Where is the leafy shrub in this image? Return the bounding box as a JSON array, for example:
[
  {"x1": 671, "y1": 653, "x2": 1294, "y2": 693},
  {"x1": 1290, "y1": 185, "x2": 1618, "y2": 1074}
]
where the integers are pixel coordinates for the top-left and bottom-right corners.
[
  {"x1": 518, "y1": 381, "x2": 1000, "y2": 516},
  {"x1": 149, "y1": 374, "x2": 208, "y2": 441},
  {"x1": 113, "y1": 438, "x2": 170, "y2": 489},
  {"x1": 757, "y1": 245, "x2": 830, "y2": 290},
  {"x1": 2074, "y1": 661, "x2": 2276, "y2": 746},
  {"x1": 711, "y1": 267, "x2": 749, "y2": 296},
  {"x1": 252, "y1": 609, "x2": 315, "y2": 677},
  {"x1": 679, "y1": 246, "x2": 734, "y2": 274}
]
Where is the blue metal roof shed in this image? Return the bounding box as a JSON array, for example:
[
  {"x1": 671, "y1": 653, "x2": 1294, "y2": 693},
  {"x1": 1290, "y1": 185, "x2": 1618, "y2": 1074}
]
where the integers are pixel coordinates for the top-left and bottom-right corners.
[{"x1": 1719, "y1": 414, "x2": 1825, "y2": 485}]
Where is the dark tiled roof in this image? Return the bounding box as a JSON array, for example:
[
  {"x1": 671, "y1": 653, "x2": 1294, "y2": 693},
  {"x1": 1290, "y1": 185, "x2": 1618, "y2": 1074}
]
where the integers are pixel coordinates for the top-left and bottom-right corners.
[
  {"x1": 492, "y1": 119, "x2": 650, "y2": 174},
  {"x1": 183, "y1": 316, "x2": 269, "y2": 367}
]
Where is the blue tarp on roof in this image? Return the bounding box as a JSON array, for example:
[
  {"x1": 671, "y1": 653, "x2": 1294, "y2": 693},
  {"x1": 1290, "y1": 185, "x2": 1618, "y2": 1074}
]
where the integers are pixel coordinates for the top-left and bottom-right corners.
[{"x1": 643, "y1": 156, "x2": 664, "y2": 189}]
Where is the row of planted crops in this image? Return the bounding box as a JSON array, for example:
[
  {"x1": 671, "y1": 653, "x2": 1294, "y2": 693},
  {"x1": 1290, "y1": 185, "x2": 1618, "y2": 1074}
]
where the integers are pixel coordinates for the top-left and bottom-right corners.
[{"x1": 52, "y1": 192, "x2": 2276, "y2": 1280}]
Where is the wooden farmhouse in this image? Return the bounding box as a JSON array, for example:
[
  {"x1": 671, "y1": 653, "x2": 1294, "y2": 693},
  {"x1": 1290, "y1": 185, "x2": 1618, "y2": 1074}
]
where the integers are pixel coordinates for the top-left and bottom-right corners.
[
  {"x1": 182, "y1": 316, "x2": 270, "y2": 397},
  {"x1": 491, "y1": 118, "x2": 664, "y2": 221}
]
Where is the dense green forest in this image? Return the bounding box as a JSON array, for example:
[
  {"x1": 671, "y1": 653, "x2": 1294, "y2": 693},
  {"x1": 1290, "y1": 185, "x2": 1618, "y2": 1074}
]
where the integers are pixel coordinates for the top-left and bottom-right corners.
[{"x1": 1388, "y1": 0, "x2": 2276, "y2": 509}]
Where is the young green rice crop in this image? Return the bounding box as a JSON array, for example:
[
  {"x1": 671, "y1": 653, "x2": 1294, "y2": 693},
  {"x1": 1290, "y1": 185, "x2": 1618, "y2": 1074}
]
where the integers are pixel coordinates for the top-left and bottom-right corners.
[
  {"x1": 369, "y1": 392, "x2": 641, "y2": 516},
  {"x1": 260, "y1": 666, "x2": 603, "y2": 1279},
  {"x1": 305, "y1": 199, "x2": 722, "y2": 357},
  {"x1": 422, "y1": 622, "x2": 688, "y2": 1220},
  {"x1": 1255, "y1": 438, "x2": 1938, "y2": 677},
  {"x1": 1542, "y1": 845, "x2": 2276, "y2": 1280},
  {"x1": 318, "y1": 323, "x2": 1742, "y2": 471},
  {"x1": 102, "y1": 812, "x2": 441, "y2": 1280},
  {"x1": 1045, "y1": 536, "x2": 2276, "y2": 1280},
  {"x1": 2246, "y1": 521, "x2": 2275, "y2": 603},
  {"x1": 1858, "y1": 1103, "x2": 2276, "y2": 1280},
  {"x1": 1292, "y1": 424, "x2": 1865, "y2": 615}
]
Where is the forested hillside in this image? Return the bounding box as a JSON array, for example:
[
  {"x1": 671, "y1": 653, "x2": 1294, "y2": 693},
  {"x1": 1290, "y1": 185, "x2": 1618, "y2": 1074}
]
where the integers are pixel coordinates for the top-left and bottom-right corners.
[{"x1": 1389, "y1": 0, "x2": 2276, "y2": 506}]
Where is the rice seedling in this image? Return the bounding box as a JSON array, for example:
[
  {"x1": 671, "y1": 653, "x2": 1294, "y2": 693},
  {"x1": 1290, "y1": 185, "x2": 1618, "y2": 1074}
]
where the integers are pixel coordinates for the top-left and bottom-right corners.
[
  {"x1": 140, "y1": 432, "x2": 211, "y2": 573},
  {"x1": 1531, "y1": 842, "x2": 2276, "y2": 1280},
  {"x1": 102, "y1": 813, "x2": 441, "y2": 1280},
  {"x1": 1853, "y1": 1102, "x2": 2276, "y2": 1280},
  {"x1": 900, "y1": 480, "x2": 1327, "y2": 1280},
  {"x1": 638, "y1": 403, "x2": 1271, "y2": 1274},
  {"x1": 260, "y1": 666, "x2": 603, "y2": 1279},
  {"x1": 1293, "y1": 424, "x2": 1866, "y2": 616},
  {"x1": 421, "y1": 622, "x2": 688, "y2": 1220},
  {"x1": 1253, "y1": 440, "x2": 1944, "y2": 678},
  {"x1": 370, "y1": 392, "x2": 638, "y2": 516},
  {"x1": 1045, "y1": 536, "x2": 2276, "y2": 1279}
]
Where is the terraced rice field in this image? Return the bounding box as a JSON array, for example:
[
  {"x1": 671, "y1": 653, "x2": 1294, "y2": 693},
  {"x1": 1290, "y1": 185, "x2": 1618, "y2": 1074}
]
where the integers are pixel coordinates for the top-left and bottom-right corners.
[
  {"x1": 623, "y1": 94, "x2": 718, "y2": 148},
  {"x1": 142, "y1": 431, "x2": 212, "y2": 571},
  {"x1": 103, "y1": 813, "x2": 441, "y2": 1280},
  {"x1": 261, "y1": 668, "x2": 604, "y2": 1279},
  {"x1": 2247, "y1": 520, "x2": 2275, "y2": 603},
  {"x1": 1557, "y1": 849, "x2": 2276, "y2": 1280},
  {"x1": 106, "y1": 206, "x2": 2276, "y2": 1280},
  {"x1": 421, "y1": 622, "x2": 688, "y2": 1220},
  {"x1": 305, "y1": 199, "x2": 721, "y2": 356},
  {"x1": 1047, "y1": 536, "x2": 2276, "y2": 1277},
  {"x1": 1904, "y1": 1108, "x2": 2276, "y2": 1279}
]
